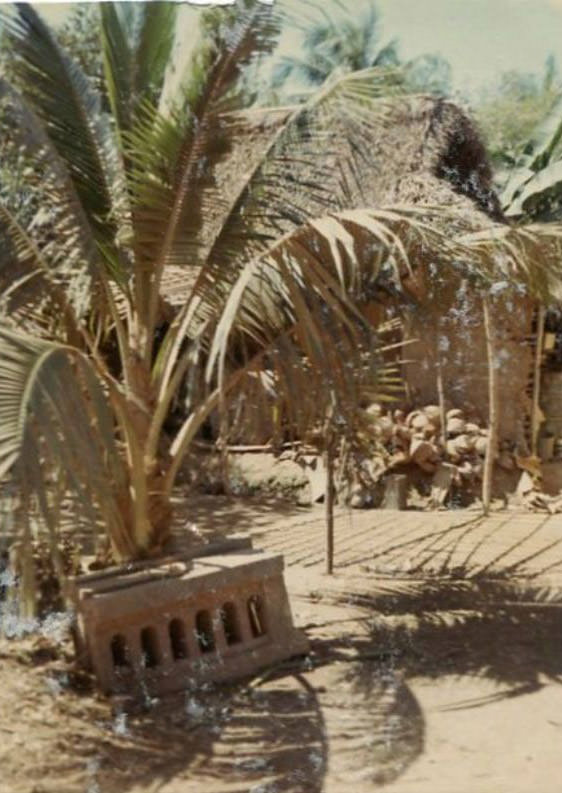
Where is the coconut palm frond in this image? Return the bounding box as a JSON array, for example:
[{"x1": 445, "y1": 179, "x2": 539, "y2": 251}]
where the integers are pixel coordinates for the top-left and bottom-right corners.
[
  {"x1": 273, "y1": 0, "x2": 401, "y2": 94},
  {"x1": 170, "y1": 0, "x2": 283, "y2": 117},
  {"x1": 0, "y1": 203, "x2": 48, "y2": 311},
  {"x1": 101, "y1": 1, "x2": 177, "y2": 135},
  {"x1": 3, "y1": 4, "x2": 129, "y2": 267},
  {"x1": 122, "y1": 0, "x2": 283, "y2": 353},
  {"x1": 205, "y1": 206, "x2": 457, "y2": 378},
  {"x1": 0, "y1": 78, "x2": 122, "y2": 302},
  {"x1": 153, "y1": 70, "x2": 408, "y2": 370},
  {"x1": 0, "y1": 325, "x2": 135, "y2": 556},
  {"x1": 0, "y1": 203, "x2": 85, "y2": 336},
  {"x1": 461, "y1": 222, "x2": 562, "y2": 301},
  {"x1": 202, "y1": 70, "x2": 407, "y2": 277},
  {"x1": 161, "y1": 205, "x2": 448, "y2": 483}
]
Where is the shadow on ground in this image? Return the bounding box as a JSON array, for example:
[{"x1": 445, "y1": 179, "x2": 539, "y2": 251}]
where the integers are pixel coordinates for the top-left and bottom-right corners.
[
  {"x1": 6, "y1": 571, "x2": 562, "y2": 792},
  {"x1": 171, "y1": 493, "x2": 307, "y2": 540},
  {"x1": 4, "y1": 648, "x2": 328, "y2": 793},
  {"x1": 316, "y1": 576, "x2": 562, "y2": 706}
]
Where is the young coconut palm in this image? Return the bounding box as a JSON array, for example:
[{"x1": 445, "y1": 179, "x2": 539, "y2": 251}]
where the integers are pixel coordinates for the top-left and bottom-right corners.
[{"x1": 0, "y1": 1, "x2": 456, "y2": 575}]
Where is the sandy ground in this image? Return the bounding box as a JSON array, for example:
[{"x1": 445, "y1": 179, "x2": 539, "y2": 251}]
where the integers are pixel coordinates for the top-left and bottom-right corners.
[{"x1": 2, "y1": 499, "x2": 562, "y2": 793}]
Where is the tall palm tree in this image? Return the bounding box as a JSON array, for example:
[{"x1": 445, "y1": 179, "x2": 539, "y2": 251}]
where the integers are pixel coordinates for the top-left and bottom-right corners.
[
  {"x1": 271, "y1": 0, "x2": 400, "y2": 93},
  {"x1": 0, "y1": 2, "x2": 448, "y2": 567},
  {"x1": 269, "y1": 0, "x2": 450, "y2": 102}
]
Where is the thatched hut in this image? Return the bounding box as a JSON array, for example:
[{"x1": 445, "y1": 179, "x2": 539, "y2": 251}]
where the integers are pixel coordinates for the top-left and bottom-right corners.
[
  {"x1": 337, "y1": 96, "x2": 535, "y2": 450},
  {"x1": 161, "y1": 95, "x2": 537, "y2": 451}
]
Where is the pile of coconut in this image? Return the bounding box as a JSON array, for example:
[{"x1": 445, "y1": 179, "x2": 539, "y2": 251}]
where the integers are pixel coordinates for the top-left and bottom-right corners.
[
  {"x1": 366, "y1": 403, "x2": 492, "y2": 477},
  {"x1": 344, "y1": 402, "x2": 519, "y2": 508}
]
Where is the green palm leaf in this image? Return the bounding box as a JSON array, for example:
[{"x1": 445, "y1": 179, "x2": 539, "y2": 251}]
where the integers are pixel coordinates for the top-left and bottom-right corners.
[
  {"x1": 504, "y1": 161, "x2": 562, "y2": 221},
  {"x1": 101, "y1": 1, "x2": 177, "y2": 136},
  {"x1": 125, "y1": 0, "x2": 283, "y2": 357},
  {"x1": 0, "y1": 78, "x2": 110, "y2": 297},
  {"x1": 501, "y1": 93, "x2": 562, "y2": 217},
  {"x1": 0, "y1": 325, "x2": 135, "y2": 557},
  {"x1": 3, "y1": 4, "x2": 129, "y2": 270}
]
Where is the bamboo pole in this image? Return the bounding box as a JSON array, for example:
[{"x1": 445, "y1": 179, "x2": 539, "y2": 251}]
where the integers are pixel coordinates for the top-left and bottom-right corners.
[
  {"x1": 531, "y1": 304, "x2": 546, "y2": 457},
  {"x1": 324, "y1": 442, "x2": 335, "y2": 575},
  {"x1": 482, "y1": 296, "x2": 498, "y2": 515},
  {"x1": 436, "y1": 357, "x2": 447, "y2": 452}
]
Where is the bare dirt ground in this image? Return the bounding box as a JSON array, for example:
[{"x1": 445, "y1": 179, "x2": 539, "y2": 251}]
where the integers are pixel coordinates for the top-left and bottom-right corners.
[{"x1": 2, "y1": 497, "x2": 562, "y2": 793}]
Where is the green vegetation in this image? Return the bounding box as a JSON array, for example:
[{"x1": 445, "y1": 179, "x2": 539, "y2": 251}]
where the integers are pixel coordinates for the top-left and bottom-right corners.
[
  {"x1": 0, "y1": 2, "x2": 434, "y2": 573},
  {"x1": 473, "y1": 58, "x2": 562, "y2": 221}
]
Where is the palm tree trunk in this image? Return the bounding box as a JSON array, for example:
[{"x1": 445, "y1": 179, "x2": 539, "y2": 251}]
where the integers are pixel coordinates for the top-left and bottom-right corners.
[{"x1": 482, "y1": 296, "x2": 498, "y2": 515}]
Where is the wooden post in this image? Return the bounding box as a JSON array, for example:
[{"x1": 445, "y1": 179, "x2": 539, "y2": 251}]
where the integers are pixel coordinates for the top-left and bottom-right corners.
[
  {"x1": 436, "y1": 357, "x2": 447, "y2": 452},
  {"x1": 325, "y1": 443, "x2": 335, "y2": 575},
  {"x1": 531, "y1": 304, "x2": 546, "y2": 457},
  {"x1": 482, "y1": 296, "x2": 498, "y2": 515}
]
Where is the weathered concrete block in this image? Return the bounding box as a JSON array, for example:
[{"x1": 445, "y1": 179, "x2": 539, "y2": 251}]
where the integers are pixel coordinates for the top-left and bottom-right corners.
[{"x1": 71, "y1": 547, "x2": 309, "y2": 697}]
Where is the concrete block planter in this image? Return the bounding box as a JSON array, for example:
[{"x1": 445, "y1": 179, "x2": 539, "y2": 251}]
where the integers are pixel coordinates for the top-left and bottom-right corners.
[{"x1": 71, "y1": 541, "x2": 308, "y2": 696}]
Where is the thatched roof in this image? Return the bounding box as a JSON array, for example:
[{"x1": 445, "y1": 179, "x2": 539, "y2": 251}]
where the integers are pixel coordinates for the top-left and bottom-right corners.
[
  {"x1": 161, "y1": 95, "x2": 503, "y2": 307},
  {"x1": 351, "y1": 95, "x2": 502, "y2": 221}
]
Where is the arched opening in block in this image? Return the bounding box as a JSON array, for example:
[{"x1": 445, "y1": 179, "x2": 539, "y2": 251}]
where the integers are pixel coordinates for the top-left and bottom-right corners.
[
  {"x1": 169, "y1": 618, "x2": 188, "y2": 660},
  {"x1": 195, "y1": 610, "x2": 215, "y2": 653},
  {"x1": 110, "y1": 633, "x2": 130, "y2": 667},
  {"x1": 247, "y1": 594, "x2": 267, "y2": 638},
  {"x1": 220, "y1": 601, "x2": 242, "y2": 645},
  {"x1": 140, "y1": 626, "x2": 161, "y2": 668}
]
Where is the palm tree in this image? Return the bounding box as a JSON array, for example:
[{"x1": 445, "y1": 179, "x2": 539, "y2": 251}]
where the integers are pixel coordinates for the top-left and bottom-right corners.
[
  {"x1": 0, "y1": 1, "x2": 450, "y2": 574},
  {"x1": 269, "y1": 0, "x2": 450, "y2": 102},
  {"x1": 271, "y1": 0, "x2": 400, "y2": 94}
]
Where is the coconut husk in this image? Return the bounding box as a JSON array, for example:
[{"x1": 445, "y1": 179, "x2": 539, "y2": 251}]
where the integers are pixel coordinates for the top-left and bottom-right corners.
[
  {"x1": 452, "y1": 434, "x2": 474, "y2": 454},
  {"x1": 411, "y1": 413, "x2": 430, "y2": 431},
  {"x1": 366, "y1": 403, "x2": 384, "y2": 418},
  {"x1": 411, "y1": 437, "x2": 440, "y2": 472},
  {"x1": 423, "y1": 405, "x2": 442, "y2": 425},
  {"x1": 406, "y1": 410, "x2": 422, "y2": 427},
  {"x1": 447, "y1": 416, "x2": 466, "y2": 436},
  {"x1": 374, "y1": 416, "x2": 394, "y2": 442},
  {"x1": 465, "y1": 422, "x2": 480, "y2": 435},
  {"x1": 475, "y1": 436, "x2": 488, "y2": 456}
]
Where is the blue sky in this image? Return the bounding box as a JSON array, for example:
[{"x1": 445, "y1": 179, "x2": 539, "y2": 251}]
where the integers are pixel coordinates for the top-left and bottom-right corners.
[{"x1": 26, "y1": 0, "x2": 562, "y2": 100}]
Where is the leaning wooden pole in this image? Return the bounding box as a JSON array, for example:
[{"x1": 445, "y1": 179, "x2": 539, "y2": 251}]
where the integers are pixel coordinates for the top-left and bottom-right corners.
[
  {"x1": 325, "y1": 442, "x2": 335, "y2": 575},
  {"x1": 531, "y1": 304, "x2": 546, "y2": 457},
  {"x1": 482, "y1": 295, "x2": 498, "y2": 515},
  {"x1": 436, "y1": 356, "x2": 447, "y2": 452}
]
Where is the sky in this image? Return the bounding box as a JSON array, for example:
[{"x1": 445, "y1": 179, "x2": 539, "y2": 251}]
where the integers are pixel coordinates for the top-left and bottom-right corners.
[
  {"x1": 375, "y1": 0, "x2": 562, "y2": 99},
  {"x1": 16, "y1": 0, "x2": 562, "y2": 101}
]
